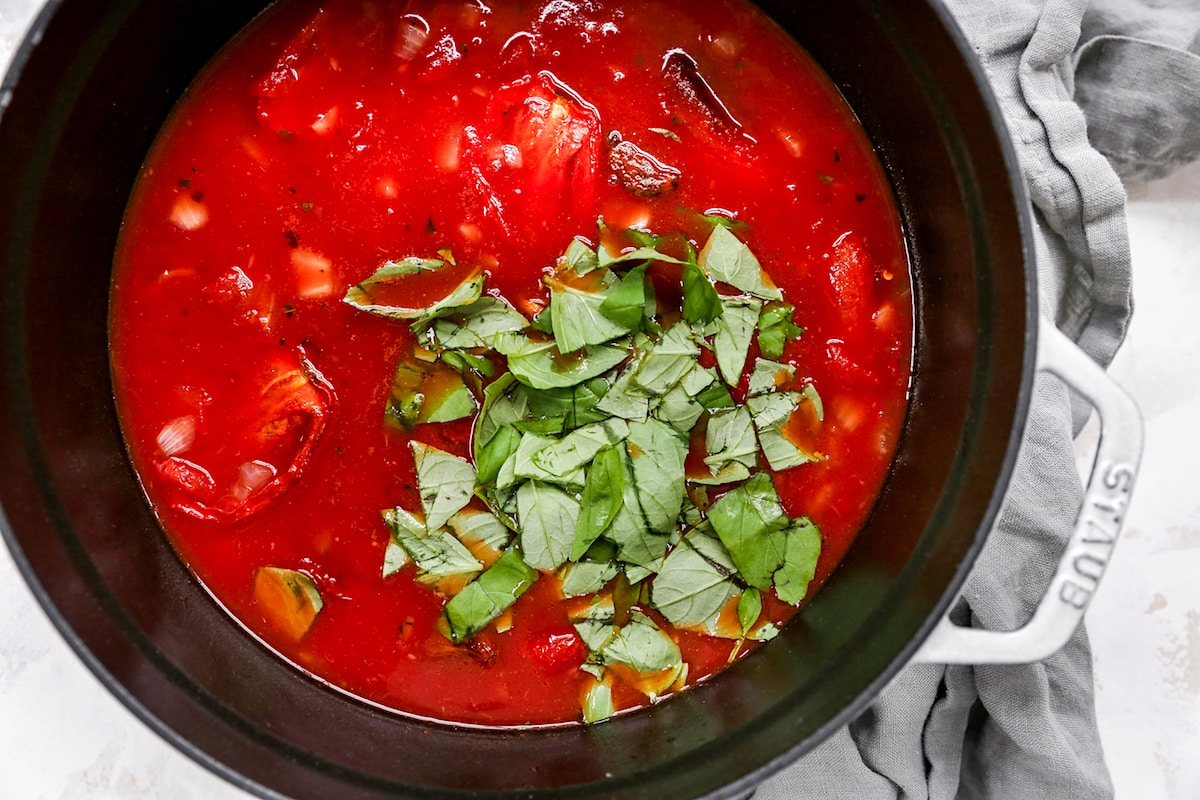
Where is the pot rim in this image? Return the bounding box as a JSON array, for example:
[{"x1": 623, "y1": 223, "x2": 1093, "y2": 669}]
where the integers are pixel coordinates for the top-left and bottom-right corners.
[{"x1": 0, "y1": 0, "x2": 1040, "y2": 797}]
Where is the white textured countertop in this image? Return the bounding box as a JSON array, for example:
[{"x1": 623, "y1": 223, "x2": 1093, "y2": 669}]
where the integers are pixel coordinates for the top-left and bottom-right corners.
[{"x1": 2, "y1": 1, "x2": 1198, "y2": 798}]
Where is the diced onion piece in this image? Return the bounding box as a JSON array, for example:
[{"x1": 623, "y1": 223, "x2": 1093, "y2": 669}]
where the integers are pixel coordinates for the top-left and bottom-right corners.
[
  {"x1": 169, "y1": 195, "x2": 208, "y2": 231},
  {"x1": 311, "y1": 106, "x2": 338, "y2": 135},
  {"x1": 458, "y1": 222, "x2": 482, "y2": 243},
  {"x1": 777, "y1": 129, "x2": 805, "y2": 159},
  {"x1": 231, "y1": 460, "x2": 277, "y2": 504},
  {"x1": 156, "y1": 416, "x2": 197, "y2": 457},
  {"x1": 291, "y1": 247, "x2": 336, "y2": 298},
  {"x1": 710, "y1": 32, "x2": 743, "y2": 60},
  {"x1": 395, "y1": 14, "x2": 430, "y2": 61},
  {"x1": 376, "y1": 176, "x2": 400, "y2": 198},
  {"x1": 833, "y1": 395, "x2": 868, "y2": 433},
  {"x1": 437, "y1": 130, "x2": 463, "y2": 173}
]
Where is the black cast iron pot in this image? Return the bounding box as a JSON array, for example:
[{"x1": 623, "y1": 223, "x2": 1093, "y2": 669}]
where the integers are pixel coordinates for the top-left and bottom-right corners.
[{"x1": 1, "y1": 0, "x2": 1114, "y2": 797}]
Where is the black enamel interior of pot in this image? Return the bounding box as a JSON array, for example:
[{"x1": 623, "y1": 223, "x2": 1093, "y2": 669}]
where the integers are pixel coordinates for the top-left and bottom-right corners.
[{"x1": 0, "y1": 0, "x2": 1034, "y2": 798}]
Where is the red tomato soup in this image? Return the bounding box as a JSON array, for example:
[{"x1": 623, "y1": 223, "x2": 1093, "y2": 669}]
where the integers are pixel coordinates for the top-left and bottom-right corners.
[{"x1": 109, "y1": 0, "x2": 912, "y2": 727}]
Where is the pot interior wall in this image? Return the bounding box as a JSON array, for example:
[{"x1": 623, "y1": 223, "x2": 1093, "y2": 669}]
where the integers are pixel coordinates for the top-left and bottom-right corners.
[{"x1": 0, "y1": 1, "x2": 1032, "y2": 798}]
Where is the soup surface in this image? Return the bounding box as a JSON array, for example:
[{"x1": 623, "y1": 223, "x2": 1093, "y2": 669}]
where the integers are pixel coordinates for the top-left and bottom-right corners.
[{"x1": 110, "y1": 0, "x2": 912, "y2": 726}]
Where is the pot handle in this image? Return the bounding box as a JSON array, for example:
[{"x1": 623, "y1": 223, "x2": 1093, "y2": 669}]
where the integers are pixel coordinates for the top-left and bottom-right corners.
[{"x1": 911, "y1": 325, "x2": 1143, "y2": 664}]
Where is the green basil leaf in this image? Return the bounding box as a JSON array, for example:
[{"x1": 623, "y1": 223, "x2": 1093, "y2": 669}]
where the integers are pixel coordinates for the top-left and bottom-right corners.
[
  {"x1": 560, "y1": 558, "x2": 621, "y2": 598},
  {"x1": 737, "y1": 587, "x2": 762, "y2": 635},
  {"x1": 773, "y1": 518, "x2": 822, "y2": 605},
  {"x1": 597, "y1": 244, "x2": 687, "y2": 268},
  {"x1": 572, "y1": 445, "x2": 627, "y2": 560},
  {"x1": 513, "y1": 417, "x2": 567, "y2": 435},
  {"x1": 447, "y1": 509, "x2": 512, "y2": 563},
  {"x1": 383, "y1": 539, "x2": 409, "y2": 578},
  {"x1": 533, "y1": 419, "x2": 630, "y2": 476},
  {"x1": 494, "y1": 332, "x2": 630, "y2": 390},
  {"x1": 511, "y1": 433, "x2": 587, "y2": 490},
  {"x1": 517, "y1": 481, "x2": 582, "y2": 571},
  {"x1": 344, "y1": 259, "x2": 485, "y2": 320},
  {"x1": 652, "y1": 528, "x2": 740, "y2": 634},
  {"x1": 424, "y1": 296, "x2": 528, "y2": 350},
  {"x1": 595, "y1": 365, "x2": 651, "y2": 421},
  {"x1": 598, "y1": 610, "x2": 684, "y2": 697},
  {"x1": 549, "y1": 274, "x2": 635, "y2": 353},
  {"x1": 802, "y1": 383, "x2": 825, "y2": 422},
  {"x1": 571, "y1": 595, "x2": 619, "y2": 654},
  {"x1": 386, "y1": 357, "x2": 479, "y2": 429},
  {"x1": 411, "y1": 442, "x2": 477, "y2": 532},
  {"x1": 382, "y1": 507, "x2": 482, "y2": 588},
  {"x1": 681, "y1": 262, "x2": 724, "y2": 324},
  {"x1": 697, "y1": 226, "x2": 782, "y2": 300},
  {"x1": 746, "y1": 392, "x2": 817, "y2": 470},
  {"x1": 442, "y1": 548, "x2": 537, "y2": 642},
  {"x1": 632, "y1": 323, "x2": 699, "y2": 395},
  {"x1": 475, "y1": 425, "x2": 522, "y2": 488},
  {"x1": 695, "y1": 381, "x2": 736, "y2": 411},
  {"x1": 597, "y1": 264, "x2": 650, "y2": 330},
  {"x1": 758, "y1": 301, "x2": 804, "y2": 359},
  {"x1": 524, "y1": 378, "x2": 612, "y2": 430},
  {"x1": 563, "y1": 238, "x2": 601, "y2": 275},
  {"x1": 748, "y1": 358, "x2": 797, "y2": 396},
  {"x1": 703, "y1": 406, "x2": 759, "y2": 475},
  {"x1": 651, "y1": 383, "x2": 705, "y2": 433},
  {"x1": 582, "y1": 677, "x2": 616, "y2": 723},
  {"x1": 474, "y1": 373, "x2": 528, "y2": 457},
  {"x1": 713, "y1": 297, "x2": 762, "y2": 386},
  {"x1": 707, "y1": 473, "x2": 790, "y2": 590}
]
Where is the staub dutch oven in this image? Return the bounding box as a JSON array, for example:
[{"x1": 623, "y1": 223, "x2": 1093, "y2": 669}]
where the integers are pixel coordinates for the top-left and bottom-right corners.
[{"x1": 0, "y1": 1, "x2": 1142, "y2": 798}]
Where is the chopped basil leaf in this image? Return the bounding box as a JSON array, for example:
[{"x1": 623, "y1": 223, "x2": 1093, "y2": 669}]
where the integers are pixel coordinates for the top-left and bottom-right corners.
[
  {"x1": 524, "y1": 378, "x2": 612, "y2": 431},
  {"x1": 548, "y1": 273, "x2": 635, "y2": 353},
  {"x1": 386, "y1": 357, "x2": 479, "y2": 429},
  {"x1": 697, "y1": 226, "x2": 782, "y2": 300},
  {"x1": 383, "y1": 539, "x2": 409, "y2": 577},
  {"x1": 475, "y1": 374, "x2": 527, "y2": 451},
  {"x1": 597, "y1": 264, "x2": 650, "y2": 330},
  {"x1": 632, "y1": 323, "x2": 699, "y2": 395},
  {"x1": 423, "y1": 296, "x2": 528, "y2": 350},
  {"x1": 494, "y1": 331, "x2": 630, "y2": 390},
  {"x1": 595, "y1": 365, "x2": 651, "y2": 420},
  {"x1": 695, "y1": 381, "x2": 736, "y2": 410},
  {"x1": 561, "y1": 558, "x2": 621, "y2": 598},
  {"x1": 652, "y1": 528, "x2": 740, "y2": 634},
  {"x1": 517, "y1": 481, "x2": 582, "y2": 571},
  {"x1": 513, "y1": 417, "x2": 567, "y2": 435},
  {"x1": 533, "y1": 418, "x2": 630, "y2": 475},
  {"x1": 596, "y1": 610, "x2": 684, "y2": 698},
  {"x1": 411, "y1": 442, "x2": 476, "y2": 532},
  {"x1": 344, "y1": 259, "x2": 485, "y2": 320},
  {"x1": 713, "y1": 297, "x2": 763, "y2": 386},
  {"x1": 681, "y1": 262, "x2": 724, "y2": 324},
  {"x1": 442, "y1": 548, "x2": 537, "y2": 642},
  {"x1": 758, "y1": 301, "x2": 804, "y2": 359},
  {"x1": 597, "y1": 244, "x2": 687, "y2": 268},
  {"x1": 748, "y1": 358, "x2": 797, "y2": 396},
  {"x1": 703, "y1": 406, "x2": 759, "y2": 477},
  {"x1": 447, "y1": 509, "x2": 512, "y2": 566},
  {"x1": 652, "y1": 383, "x2": 705, "y2": 433},
  {"x1": 746, "y1": 391, "x2": 817, "y2": 470},
  {"x1": 572, "y1": 444, "x2": 627, "y2": 560},
  {"x1": 510, "y1": 433, "x2": 587, "y2": 489},
  {"x1": 582, "y1": 677, "x2": 616, "y2": 723},
  {"x1": 383, "y1": 507, "x2": 482, "y2": 591},
  {"x1": 707, "y1": 473, "x2": 790, "y2": 590},
  {"x1": 737, "y1": 587, "x2": 762, "y2": 635},
  {"x1": 563, "y1": 238, "x2": 601, "y2": 275},
  {"x1": 773, "y1": 518, "x2": 822, "y2": 605},
  {"x1": 803, "y1": 383, "x2": 825, "y2": 422}
]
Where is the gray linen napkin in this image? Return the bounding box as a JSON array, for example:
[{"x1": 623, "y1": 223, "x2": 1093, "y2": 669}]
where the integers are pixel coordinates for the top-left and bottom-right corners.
[{"x1": 756, "y1": 0, "x2": 1199, "y2": 797}]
